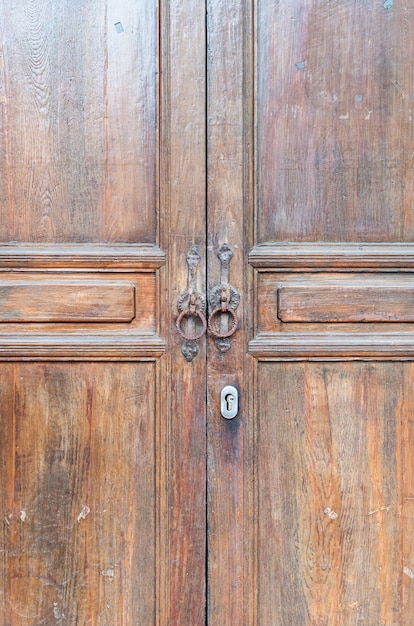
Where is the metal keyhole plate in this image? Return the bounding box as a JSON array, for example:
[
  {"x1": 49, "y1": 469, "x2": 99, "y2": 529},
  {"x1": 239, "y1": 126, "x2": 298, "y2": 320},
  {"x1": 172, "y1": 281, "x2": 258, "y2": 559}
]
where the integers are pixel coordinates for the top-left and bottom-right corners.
[{"x1": 220, "y1": 385, "x2": 239, "y2": 419}]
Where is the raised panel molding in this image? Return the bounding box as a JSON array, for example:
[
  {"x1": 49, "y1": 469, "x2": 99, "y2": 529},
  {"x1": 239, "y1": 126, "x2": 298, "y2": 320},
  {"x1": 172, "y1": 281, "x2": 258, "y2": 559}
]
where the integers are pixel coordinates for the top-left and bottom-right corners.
[
  {"x1": 249, "y1": 332, "x2": 414, "y2": 361},
  {"x1": 249, "y1": 243, "x2": 414, "y2": 270},
  {"x1": 251, "y1": 243, "x2": 414, "y2": 359},
  {"x1": 0, "y1": 334, "x2": 165, "y2": 360},
  {"x1": 0, "y1": 244, "x2": 165, "y2": 270},
  {"x1": 0, "y1": 245, "x2": 166, "y2": 359}
]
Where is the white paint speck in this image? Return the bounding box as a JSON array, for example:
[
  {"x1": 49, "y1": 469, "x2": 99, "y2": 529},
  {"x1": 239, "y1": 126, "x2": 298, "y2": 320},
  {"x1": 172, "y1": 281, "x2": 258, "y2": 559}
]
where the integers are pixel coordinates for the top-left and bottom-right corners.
[
  {"x1": 404, "y1": 566, "x2": 414, "y2": 579},
  {"x1": 324, "y1": 507, "x2": 338, "y2": 520},
  {"x1": 102, "y1": 568, "x2": 115, "y2": 578},
  {"x1": 365, "y1": 109, "x2": 373, "y2": 120},
  {"x1": 77, "y1": 505, "x2": 91, "y2": 523},
  {"x1": 20, "y1": 510, "x2": 26, "y2": 522},
  {"x1": 339, "y1": 113, "x2": 350, "y2": 120},
  {"x1": 53, "y1": 603, "x2": 62, "y2": 619}
]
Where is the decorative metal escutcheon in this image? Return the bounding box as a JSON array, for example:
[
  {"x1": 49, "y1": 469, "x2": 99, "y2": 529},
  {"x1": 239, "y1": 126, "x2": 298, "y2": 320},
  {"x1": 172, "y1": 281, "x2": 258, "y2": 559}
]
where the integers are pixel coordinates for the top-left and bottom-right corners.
[
  {"x1": 208, "y1": 243, "x2": 240, "y2": 353},
  {"x1": 176, "y1": 246, "x2": 207, "y2": 361}
]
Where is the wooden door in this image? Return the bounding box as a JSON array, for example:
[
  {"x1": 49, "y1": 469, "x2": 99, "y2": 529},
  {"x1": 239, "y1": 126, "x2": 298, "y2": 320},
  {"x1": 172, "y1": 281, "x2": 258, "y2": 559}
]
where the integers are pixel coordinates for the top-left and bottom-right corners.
[
  {"x1": 207, "y1": 0, "x2": 414, "y2": 624},
  {"x1": 0, "y1": 1, "x2": 207, "y2": 623},
  {"x1": 4, "y1": 1, "x2": 414, "y2": 624}
]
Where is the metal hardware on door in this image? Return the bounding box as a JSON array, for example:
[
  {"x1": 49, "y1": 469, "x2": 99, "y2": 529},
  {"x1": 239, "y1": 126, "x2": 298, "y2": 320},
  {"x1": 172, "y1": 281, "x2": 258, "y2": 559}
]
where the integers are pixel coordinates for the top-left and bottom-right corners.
[
  {"x1": 176, "y1": 246, "x2": 207, "y2": 362},
  {"x1": 220, "y1": 385, "x2": 239, "y2": 419},
  {"x1": 208, "y1": 243, "x2": 240, "y2": 353}
]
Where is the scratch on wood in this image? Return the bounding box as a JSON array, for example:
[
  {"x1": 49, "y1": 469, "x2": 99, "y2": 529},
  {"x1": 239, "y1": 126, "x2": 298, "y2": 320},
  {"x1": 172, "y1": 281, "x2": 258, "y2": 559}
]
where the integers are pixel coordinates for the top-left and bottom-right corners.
[
  {"x1": 77, "y1": 505, "x2": 91, "y2": 523},
  {"x1": 367, "y1": 504, "x2": 392, "y2": 515}
]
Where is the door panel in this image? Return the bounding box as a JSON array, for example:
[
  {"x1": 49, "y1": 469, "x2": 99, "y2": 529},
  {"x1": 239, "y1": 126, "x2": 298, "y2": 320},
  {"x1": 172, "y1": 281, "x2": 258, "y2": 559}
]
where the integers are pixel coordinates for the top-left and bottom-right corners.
[
  {"x1": 258, "y1": 362, "x2": 414, "y2": 624},
  {"x1": 0, "y1": 0, "x2": 156, "y2": 243},
  {"x1": 256, "y1": 0, "x2": 414, "y2": 242},
  {"x1": 207, "y1": 0, "x2": 414, "y2": 624},
  {"x1": 1, "y1": 363, "x2": 156, "y2": 624},
  {"x1": 0, "y1": 0, "x2": 207, "y2": 623}
]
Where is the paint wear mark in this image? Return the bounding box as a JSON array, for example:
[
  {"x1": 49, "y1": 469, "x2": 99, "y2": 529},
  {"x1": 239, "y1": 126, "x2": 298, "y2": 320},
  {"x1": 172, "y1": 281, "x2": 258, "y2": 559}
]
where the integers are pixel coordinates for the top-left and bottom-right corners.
[
  {"x1": 102, "y1": 567, "x2": 115, "y2": 578},
  {"x1": 77, "y1": 505, "x2": 91, "y2": 523},
  {"x1": 295, "y1": 61, "x2": 306, "y2": 70},
  {"x1": 324, "y1": 507, "x2": 338, "y2": 520},
  {"x1": 383, "y1": 0, "x2": 394, "y2": 8}
]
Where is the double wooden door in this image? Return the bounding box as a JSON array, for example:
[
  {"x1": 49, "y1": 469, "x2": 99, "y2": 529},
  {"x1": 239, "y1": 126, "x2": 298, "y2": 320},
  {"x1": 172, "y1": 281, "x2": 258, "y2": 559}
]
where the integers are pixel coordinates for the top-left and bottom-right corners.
[{"x1": 1, "y1": 1, "x2": 414, "y2": 623}]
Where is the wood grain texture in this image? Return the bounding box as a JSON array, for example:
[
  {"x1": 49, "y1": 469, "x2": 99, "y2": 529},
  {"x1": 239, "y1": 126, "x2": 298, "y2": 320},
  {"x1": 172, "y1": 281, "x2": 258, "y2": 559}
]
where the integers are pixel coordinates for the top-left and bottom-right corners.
[
  {"x1": 159, "y1": 0, "x2": 207, "y2": 622},
  {"x1": 0, "y1": 280, "x2": 135, "y2": 322},
  {"x1": 278, "y1": 281, "x2": 414, "y2": 323},
  {"x1": 0, "y1": 271, "x2": 157, "y2": 336},
  {"x1": 257, "y1": 272, "x2": 414, "y2": 336},
  {"x1": 207, "y1": 0, "x2": 250, "y2": 623},
  {"x1": 256, "y1": 1, "x2": 414, "y2": 243},
  {"x1": 0, "y1": 363, "x2": 157, "y2": 624},
  {"x1": 257, "y1": 362, "x2": 414, "y2": 624},
  {"x1": 0, "y1": 0, "x2": 157, "y2": 243}
]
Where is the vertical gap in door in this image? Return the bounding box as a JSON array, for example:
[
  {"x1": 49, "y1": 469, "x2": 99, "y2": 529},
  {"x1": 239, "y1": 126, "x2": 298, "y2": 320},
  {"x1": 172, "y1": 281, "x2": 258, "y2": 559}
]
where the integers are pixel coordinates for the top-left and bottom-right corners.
[{"x1": 205, "y1": 1, "x2": 209, "y2": 622}]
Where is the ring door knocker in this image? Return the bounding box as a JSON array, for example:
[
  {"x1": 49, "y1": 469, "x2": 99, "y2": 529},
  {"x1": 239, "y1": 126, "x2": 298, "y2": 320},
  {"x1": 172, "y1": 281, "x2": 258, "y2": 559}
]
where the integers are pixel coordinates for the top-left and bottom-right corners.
[
  {"x1": 208, "y1": 243, "x2": 240, "y2": 353},
  {"x1": 176, "y1": 246, "x2": 207, "y2": 361}
]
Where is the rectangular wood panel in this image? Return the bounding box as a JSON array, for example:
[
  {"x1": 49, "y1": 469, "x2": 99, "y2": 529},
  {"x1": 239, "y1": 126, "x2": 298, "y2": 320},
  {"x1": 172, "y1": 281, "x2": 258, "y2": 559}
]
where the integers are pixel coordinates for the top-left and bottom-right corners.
[
  {"x1": 0, "y1": 280, "x2": 135, "y2": 322},
  {"x1": 0, "y1": 0, "x2": 157, "y2": 243},
  {"x1": 256, "y1": 2, "x2": 414, "y2": 242},
  {"x1": 257, "y1": 362, "x2": 414, "y2": 625},
  {"x1": 0, "y1": 362, "x2": 157, "y2": 624},
  {"x1": 278, "y1": 281, "x2": 414, "y2": 322}
]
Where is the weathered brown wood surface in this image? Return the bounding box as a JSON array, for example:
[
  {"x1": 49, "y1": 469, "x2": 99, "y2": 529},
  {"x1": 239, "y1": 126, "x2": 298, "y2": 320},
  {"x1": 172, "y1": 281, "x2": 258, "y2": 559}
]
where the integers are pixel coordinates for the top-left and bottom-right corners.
[
  {"x1": 207, "y1": 0, "x2": 251, "y2": 622},
  {"x1": 1, "y1": 363, "x2": 157, "y2": 624},
  {"x1": 278, "y1": 280, "x2": 414, "y2": 323},
  {"x1": 0, "y1": 280, "x2": 135, "y2": 322},
  {"x1": 0, "y1": 0, "x2": 206, "y2": 623},
  {"x1": 2, "y1": 0, "x2": 414, "y2": 623},
  {"x1": 208, "y1": 0, "x2": 414, "y2": 624},
  {"x1": 257, "y1": 362, "x2": 414, "y2": 625},
  {"x1": 234, "y1": 0, "x2": 414, "y2": 623},
  {"x1": 0, "y1": 0, "x2": 157, "y2": 243}
]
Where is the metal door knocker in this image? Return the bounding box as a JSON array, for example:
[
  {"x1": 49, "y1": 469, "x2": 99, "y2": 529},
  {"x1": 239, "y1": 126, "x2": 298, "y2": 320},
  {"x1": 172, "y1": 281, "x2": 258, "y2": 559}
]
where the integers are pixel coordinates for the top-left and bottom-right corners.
[
  {"x1": 208, "y1": 243, "x2": 240, "y2": 353},
  {"x1": 176, "y1": 246, "x2": 207, "y2": 361}
]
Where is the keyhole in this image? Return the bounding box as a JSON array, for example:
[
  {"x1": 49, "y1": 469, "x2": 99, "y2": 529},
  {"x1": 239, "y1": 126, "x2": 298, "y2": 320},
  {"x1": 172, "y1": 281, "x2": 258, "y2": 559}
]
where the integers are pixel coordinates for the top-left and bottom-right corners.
[
  {"x1": 225, "y1": 393, "x2": 234, "y2": 412},
  {"x1": 220, "y1": 385, "x2": 238, "y2": 419}
]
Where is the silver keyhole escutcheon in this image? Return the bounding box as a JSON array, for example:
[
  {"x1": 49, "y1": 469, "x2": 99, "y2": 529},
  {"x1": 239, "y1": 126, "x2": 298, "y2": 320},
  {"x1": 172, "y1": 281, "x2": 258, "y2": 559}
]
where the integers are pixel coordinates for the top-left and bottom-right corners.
[{"x1": 220, "y1": 385, "x2": 239, "y2": 419}]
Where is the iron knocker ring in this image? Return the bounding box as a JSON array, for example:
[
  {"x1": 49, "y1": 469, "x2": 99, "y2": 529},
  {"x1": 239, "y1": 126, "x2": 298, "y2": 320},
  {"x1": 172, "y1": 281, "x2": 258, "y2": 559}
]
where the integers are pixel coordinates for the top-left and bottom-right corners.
[
  {"x1": 176, "y1": 308, "x2": 208, "y2": 341},
  {"x1": 207, "y1": 306, "x2": 238, "y2": 338}
]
